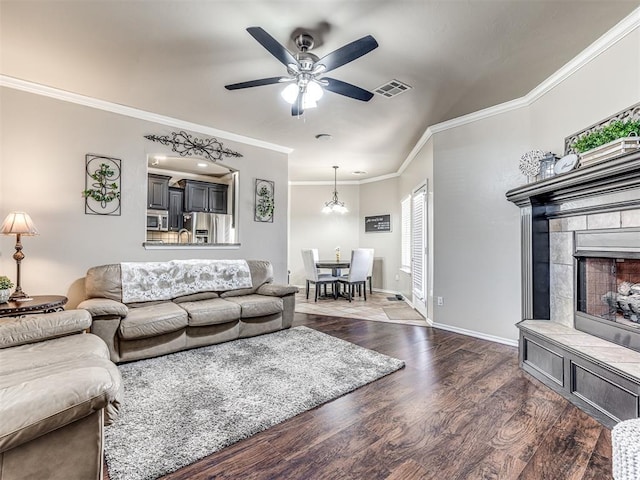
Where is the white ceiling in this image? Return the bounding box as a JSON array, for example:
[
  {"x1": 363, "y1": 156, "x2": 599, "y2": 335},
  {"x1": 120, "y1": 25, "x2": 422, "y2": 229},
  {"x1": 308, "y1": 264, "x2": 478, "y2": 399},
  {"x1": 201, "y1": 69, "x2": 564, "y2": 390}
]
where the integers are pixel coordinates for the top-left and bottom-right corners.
[{"x1": 1, "y1": 1, "x2": 638, "y2": 182}]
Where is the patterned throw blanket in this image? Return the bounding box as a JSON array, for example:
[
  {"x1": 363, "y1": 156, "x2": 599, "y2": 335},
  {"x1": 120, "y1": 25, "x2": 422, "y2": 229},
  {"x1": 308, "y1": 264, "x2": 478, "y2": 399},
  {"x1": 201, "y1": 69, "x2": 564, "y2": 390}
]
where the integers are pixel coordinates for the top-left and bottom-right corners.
[{"x1": 120, "y1": 259, "x2": 252, "y2": 304}]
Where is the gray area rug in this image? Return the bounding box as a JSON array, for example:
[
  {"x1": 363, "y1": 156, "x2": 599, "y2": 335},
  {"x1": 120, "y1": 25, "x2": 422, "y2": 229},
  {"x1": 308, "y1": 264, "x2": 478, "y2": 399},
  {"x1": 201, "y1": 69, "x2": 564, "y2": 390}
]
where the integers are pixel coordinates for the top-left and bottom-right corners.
[{"x1": 105, "y1": 326, "x2": 405, "y2": 480}]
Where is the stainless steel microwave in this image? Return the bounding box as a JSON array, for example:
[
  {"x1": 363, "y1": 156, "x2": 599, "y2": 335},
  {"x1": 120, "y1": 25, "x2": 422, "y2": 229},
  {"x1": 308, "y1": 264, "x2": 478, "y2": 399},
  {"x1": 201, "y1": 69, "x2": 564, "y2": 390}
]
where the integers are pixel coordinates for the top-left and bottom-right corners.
[{"x1": 146, "y1": 210, "x2": 169, "y2": 231}]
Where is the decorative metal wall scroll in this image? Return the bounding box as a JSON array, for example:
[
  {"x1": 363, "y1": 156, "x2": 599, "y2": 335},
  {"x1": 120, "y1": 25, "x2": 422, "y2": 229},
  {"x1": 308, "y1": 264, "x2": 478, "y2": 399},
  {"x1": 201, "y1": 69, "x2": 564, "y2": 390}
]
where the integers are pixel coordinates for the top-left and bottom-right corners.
[
  {"x1": 144, "y1": 131, "x2": 243, "y2": 162},
  {"x1": 254, "y1": 179, "x2": 274, "y2": 223},
  {"x1": 83, "y1": 154, "x2": 121, "y2": 215},
  {"x1": 565, "y1": 101, "x2": 640, "y2": 154}
]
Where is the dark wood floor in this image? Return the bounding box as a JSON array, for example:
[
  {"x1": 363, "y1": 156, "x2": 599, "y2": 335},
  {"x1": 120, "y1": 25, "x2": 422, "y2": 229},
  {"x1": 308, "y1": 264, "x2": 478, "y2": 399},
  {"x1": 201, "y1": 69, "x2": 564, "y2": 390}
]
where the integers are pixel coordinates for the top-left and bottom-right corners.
[{"x1": 105, "y1": 313, "x2": 613, "y2": 480}]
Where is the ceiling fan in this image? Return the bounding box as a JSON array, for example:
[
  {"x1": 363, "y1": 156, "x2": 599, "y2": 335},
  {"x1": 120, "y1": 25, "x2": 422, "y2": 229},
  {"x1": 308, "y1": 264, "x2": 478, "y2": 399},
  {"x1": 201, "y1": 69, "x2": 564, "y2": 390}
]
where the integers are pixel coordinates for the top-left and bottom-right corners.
[{"x1": 225, "y1": 27, "x2": 379, "y2": 116}]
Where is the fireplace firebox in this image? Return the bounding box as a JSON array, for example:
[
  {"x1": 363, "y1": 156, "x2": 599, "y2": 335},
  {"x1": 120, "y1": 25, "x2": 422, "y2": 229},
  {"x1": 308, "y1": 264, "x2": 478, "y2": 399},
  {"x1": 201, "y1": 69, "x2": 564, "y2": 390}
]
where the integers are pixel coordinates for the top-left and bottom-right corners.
[{"x1": 574, "y1": 228, "x2": 640, "y2": 352}]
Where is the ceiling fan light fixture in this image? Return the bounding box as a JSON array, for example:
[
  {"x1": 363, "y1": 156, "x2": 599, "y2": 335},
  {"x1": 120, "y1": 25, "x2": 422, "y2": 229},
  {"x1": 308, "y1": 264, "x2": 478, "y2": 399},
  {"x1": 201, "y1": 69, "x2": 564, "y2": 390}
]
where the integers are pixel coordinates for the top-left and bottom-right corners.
[
  {"x1": 281, "y1": 83, "x2": 299, "y2": 104},
  {"x1": 306, "y1": 81, "x2": 324, "y2": 102},
  {"x1": 281, "y1": 82, "x2": 323, "y2": 109}
]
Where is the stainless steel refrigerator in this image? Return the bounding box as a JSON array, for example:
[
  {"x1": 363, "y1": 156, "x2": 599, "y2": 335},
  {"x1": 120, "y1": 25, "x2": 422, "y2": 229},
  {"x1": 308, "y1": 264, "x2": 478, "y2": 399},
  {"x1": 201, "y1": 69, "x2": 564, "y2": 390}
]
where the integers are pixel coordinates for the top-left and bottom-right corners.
[{"x1": 183, "y1": 212, "x2": 234, "y2": 244}]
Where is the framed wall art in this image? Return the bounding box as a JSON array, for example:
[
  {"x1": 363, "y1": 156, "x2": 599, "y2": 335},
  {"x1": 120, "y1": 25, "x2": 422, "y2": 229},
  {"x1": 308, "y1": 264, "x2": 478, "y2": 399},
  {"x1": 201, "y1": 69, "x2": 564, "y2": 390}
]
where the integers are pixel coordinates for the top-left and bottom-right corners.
[
  {"x1": 82, "y1": 154, "x2": 121, "y2": 216},
  {"x1": 254, "y1": 179, "x2": 274, "y2": 223}
]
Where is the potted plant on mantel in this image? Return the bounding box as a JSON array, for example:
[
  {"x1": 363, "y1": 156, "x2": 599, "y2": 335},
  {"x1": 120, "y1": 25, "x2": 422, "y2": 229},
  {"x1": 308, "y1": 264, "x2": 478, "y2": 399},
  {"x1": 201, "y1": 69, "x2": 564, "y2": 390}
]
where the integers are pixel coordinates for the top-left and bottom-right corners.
[
  {"x1": 0, "y1": 276, "x2": 14, "y2": 303},
  {"x1": 571, "y1": 119, "x2": 640, "y2": 167}
]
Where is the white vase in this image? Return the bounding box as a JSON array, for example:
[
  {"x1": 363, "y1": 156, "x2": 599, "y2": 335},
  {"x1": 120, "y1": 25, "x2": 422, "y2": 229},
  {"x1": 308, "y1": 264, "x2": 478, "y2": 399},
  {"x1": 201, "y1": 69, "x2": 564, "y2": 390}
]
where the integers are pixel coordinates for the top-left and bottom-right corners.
[{"x1": 0, "y1": 289, "x2": 10, "y2": 303}]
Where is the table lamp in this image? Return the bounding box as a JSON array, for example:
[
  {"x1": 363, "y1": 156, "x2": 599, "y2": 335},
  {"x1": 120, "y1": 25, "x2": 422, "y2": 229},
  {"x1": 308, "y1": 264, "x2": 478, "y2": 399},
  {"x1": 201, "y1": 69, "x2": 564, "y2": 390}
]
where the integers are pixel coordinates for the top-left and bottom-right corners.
[{"x1": 1, "y1": 212, "x2": 38, "y2": 300}]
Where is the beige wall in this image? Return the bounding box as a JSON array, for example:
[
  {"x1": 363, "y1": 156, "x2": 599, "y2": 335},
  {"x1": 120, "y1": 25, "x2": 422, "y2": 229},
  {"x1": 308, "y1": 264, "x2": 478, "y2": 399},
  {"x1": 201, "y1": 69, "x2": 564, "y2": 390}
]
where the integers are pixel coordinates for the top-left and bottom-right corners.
[{"x1": 0, "y1": 88, "x2": 290, "y2": 307}]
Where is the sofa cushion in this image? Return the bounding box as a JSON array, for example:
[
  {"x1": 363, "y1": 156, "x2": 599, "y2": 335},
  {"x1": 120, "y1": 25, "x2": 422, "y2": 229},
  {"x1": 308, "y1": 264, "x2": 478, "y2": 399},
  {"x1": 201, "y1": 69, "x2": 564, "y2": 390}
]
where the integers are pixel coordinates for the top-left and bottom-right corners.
[
  {"x1": 85, "y1": 263, "x2": 123, "y2": 302},
  {"x1": 220, "y1": 260, "x2": 273, "y2": 297},
  {"x1": 0, "y1": 333, "x2": 110, "y2": 376},
  {"x1": 172, "y1": 291, "x2": 220, "y2": 304},
  {"x1": 178, "y1": 298, "x2": 242, "y2": 326},
  {"x1": 119, "y1": 302, "x2": 187, "y2": 340},
  {"x1": 223, "y1": 294, "x2": 283, "y2": 318}
]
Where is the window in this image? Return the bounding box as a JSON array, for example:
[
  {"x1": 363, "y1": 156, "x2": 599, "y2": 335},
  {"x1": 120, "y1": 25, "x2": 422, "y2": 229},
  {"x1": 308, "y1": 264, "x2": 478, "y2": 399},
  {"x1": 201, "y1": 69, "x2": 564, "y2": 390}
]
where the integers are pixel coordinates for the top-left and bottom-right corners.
[{"x1": 401, "y1": 195, "x2": 411, "y2": 271}]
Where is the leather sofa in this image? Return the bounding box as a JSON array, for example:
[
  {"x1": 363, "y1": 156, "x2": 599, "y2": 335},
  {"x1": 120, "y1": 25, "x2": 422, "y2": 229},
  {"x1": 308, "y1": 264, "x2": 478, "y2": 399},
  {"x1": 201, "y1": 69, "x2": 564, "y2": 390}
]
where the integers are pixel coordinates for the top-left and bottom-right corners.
[
  {"x1": 78, "y1": 259, "x2": 299, "y2": 363},
  {"x1": 0, "y1": 309, "x2": 122, "y2": 480}
]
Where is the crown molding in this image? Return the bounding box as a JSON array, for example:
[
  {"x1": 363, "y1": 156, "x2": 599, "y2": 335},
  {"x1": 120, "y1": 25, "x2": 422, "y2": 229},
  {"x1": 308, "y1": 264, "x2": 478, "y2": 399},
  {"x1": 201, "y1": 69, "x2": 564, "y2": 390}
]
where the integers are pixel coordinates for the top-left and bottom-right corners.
[
  {"x1": 398, "y1": 6, "x2": 640, "y2": 176},
  {"x1": 0, "y1": 75, "x2": 293, "y2": 155},
  {"x1": 3, "y1": 6, "x2": 638, "y2": 184},
  {"x1": 289, "y1": 180, "x2": 362, "y2": 186}
]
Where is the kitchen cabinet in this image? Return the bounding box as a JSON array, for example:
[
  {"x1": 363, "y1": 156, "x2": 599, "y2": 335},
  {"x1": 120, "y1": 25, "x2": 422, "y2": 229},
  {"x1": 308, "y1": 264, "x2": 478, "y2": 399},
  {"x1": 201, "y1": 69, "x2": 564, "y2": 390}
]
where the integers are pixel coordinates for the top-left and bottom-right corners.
[
  {"x1": 147, "y1": 174, "x2": 171, "y2": 210},
  {"x1": 168, "y1": 187, "x2": 184, "y2": 231},
  {"x1": 179, "y1": 179, "x2": 228, "y2": 214}
]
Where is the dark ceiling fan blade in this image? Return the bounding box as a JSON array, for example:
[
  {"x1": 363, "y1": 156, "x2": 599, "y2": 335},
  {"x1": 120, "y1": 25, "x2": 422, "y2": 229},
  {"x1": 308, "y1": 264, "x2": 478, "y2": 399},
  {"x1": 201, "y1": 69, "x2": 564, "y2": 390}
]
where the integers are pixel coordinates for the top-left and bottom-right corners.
[
  {"x1": 225, "y1": 76, "x2": 285, "y2": 90},
  {"x1": 316, "y1": 35, "x2": 378, "y2": 73},
  {"x1": 291, "y1": 92, "x2": 304, "y2": 116},
  {"x1": 246, "y1": 27, "x2": 299, "y2": 68},
  {"x1": 322, "y1": 77, "x2": 374, "y2": 101}
]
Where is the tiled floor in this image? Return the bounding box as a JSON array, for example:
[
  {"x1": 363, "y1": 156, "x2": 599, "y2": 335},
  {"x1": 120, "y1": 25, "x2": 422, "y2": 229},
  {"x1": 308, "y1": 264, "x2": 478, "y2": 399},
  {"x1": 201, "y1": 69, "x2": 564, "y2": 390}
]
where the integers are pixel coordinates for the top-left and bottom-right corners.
[{"x1": 294, "y1": 287, "x2": 427, "y2": 327}]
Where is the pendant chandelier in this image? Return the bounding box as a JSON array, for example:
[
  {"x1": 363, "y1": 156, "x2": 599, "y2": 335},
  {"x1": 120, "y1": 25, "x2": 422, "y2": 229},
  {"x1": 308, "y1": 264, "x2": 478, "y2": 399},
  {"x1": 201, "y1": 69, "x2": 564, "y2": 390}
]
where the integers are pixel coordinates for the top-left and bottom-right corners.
[{"x1": 322, "y1": 166, "x2": 348, "y2": 214}]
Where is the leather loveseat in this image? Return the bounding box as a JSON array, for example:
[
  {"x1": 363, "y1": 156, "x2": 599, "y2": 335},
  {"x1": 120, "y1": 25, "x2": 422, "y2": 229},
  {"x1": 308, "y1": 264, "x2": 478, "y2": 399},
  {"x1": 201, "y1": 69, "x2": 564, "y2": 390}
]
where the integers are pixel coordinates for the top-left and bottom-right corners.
[
  {"x1": 78, "y1": 259, "x2": 299, "y2": 363},
  {"x1": 0, "y1": 309, "x2": 122, "y2": 480}
]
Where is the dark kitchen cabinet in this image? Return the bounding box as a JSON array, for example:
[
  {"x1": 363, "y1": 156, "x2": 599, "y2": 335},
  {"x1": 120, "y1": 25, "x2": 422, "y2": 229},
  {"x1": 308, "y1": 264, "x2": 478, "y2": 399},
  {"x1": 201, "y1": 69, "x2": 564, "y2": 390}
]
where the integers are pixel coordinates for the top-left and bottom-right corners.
[
  {"x1": 207, "y1": 184, "x2": 228, "y2": 214},
  {"x1": 147, "y1": 174, "x2": 171, "y2": 210},
  {"x1": 179, "y1": 180, "x2": 228, "y2": 214},
  {"x1": 168, "y1": 187, "x2": 184, "y2": 231}
]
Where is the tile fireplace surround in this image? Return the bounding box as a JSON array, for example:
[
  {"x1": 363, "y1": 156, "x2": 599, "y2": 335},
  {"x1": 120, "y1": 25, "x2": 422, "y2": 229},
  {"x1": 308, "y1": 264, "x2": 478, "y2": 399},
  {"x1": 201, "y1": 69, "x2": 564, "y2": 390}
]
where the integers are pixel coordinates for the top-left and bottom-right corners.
[{"x1": 506, "y1": 150, "x2": 640, "y2": 428}]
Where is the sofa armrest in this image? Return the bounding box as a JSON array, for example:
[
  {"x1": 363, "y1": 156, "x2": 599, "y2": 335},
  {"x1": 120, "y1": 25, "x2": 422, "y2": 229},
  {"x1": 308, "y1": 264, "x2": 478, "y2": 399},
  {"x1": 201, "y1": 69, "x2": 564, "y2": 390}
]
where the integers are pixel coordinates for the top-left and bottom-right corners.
[
  {"x1": 0, "y1": 310, "x2": 91, "y2": 349},
  {"x1": 78, "y1": 298, "x2": 128, "y2": 318},
  {"x1": 0, "y1": 356, "x2": 121, "y2": 452},
  {"x1": 256, "y1": 283, "x2": 299, "y2": 297}
]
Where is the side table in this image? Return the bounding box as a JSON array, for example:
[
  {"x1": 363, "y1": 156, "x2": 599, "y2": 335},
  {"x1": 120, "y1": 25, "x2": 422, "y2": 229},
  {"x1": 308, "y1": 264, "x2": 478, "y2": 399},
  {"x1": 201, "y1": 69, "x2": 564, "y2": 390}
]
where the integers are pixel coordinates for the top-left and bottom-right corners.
[{"x1": 0, "y1": 295, "x2": 68, "y2": 318}]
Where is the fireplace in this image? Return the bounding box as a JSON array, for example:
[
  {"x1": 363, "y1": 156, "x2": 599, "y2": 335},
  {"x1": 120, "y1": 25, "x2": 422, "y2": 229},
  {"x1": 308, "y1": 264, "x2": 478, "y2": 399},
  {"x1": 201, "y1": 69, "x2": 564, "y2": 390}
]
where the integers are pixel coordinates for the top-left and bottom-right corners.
[
  {"x1": 574, "y1": 228, "x2": 640, "y2": 352},
  {"x1": 506, "y1": 149, "x2": 640, "y2": 428}
]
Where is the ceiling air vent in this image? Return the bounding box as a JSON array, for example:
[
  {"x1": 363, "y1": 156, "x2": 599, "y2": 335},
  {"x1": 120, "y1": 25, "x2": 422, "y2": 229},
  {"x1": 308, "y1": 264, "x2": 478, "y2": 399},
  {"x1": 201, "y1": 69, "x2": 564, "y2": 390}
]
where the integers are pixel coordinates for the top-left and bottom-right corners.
[{"x1": 374, "y1": 79, "x2": 412, "y2": 98}]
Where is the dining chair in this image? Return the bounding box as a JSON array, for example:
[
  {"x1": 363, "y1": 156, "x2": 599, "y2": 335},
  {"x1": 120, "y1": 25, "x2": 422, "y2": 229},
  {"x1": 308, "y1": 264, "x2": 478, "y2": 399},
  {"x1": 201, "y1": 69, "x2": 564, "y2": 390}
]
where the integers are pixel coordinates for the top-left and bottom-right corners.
[
  {"x1": 363, "y1": 248, "x2": 374, "y2": 295},
  {"x1": 301, "y1": 248, "x2": 338, "y2": 301},
  {"x1": 337, "y1": 248, "x2": 373, "y2": 302}
]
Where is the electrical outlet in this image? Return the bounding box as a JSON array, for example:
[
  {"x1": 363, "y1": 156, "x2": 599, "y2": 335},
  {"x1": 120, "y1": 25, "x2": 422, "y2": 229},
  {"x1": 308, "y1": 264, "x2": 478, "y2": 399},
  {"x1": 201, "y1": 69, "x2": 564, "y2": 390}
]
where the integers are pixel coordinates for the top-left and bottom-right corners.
[
  {"x1": 437, "y1": 296, "x2": 444, "y2": 306},
  {"x1": 395, "y1": 274, "x2": 399, "y2": 281}
]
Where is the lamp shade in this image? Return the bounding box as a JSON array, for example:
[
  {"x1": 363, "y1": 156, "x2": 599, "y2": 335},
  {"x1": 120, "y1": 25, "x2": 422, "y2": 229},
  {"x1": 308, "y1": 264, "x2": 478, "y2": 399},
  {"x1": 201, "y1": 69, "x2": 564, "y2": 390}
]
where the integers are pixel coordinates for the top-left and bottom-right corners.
[{"x1": 1, "y1": 212, "x2": 39, "y2": 236}]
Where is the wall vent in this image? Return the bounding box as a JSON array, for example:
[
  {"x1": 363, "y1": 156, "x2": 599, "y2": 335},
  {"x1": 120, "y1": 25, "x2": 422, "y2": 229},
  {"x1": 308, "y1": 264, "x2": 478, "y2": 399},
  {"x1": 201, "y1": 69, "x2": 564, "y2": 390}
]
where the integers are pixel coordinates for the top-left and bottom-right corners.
[{"x1": 374, "y1": 79, "x2": 412, "y2": 98}]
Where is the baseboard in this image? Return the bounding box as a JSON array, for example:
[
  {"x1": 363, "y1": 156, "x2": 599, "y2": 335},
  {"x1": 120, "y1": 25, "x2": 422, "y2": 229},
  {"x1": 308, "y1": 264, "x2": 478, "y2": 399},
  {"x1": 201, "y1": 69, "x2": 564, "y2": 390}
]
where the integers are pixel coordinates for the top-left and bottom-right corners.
[{"x1": 431, "y1": 322, "x2": 518, "y2": 347}]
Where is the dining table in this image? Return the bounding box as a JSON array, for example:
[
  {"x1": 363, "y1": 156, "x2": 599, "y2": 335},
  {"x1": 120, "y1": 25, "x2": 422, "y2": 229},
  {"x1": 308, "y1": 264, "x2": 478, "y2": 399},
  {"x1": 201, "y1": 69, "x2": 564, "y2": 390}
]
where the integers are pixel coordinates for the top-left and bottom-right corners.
[{"x1": 316, "y1": 260, "x2": 350, "y2": 277}]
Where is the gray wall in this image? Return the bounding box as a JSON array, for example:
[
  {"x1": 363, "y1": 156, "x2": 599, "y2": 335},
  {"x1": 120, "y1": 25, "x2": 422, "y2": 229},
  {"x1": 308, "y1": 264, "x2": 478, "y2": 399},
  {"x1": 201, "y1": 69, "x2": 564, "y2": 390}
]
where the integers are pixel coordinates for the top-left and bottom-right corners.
[
  {"x1": 431, "y1": 109, "x2": 528, "y2": 341},
  {"x1": 407, "y1": 24, "x2": 640, "y2": 342},
  {"x1": 0, "y1": 88, "x2": 290, "y2": 307}
]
